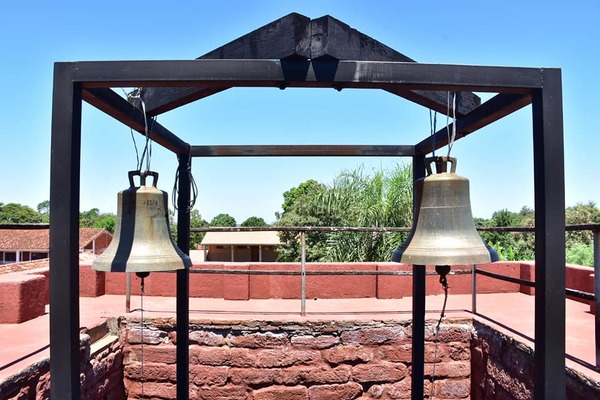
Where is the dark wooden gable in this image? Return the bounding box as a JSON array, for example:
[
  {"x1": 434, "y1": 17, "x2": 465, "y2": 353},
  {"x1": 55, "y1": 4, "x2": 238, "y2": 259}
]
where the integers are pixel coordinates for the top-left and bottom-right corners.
[{"x1": 140, "y1": 13, "x2": 480, "y2": 117}]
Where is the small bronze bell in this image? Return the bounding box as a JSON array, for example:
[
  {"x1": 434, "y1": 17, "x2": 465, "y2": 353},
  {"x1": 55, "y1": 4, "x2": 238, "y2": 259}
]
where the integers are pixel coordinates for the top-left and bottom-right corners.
[
  {"x1": 392, "y1": 156, "x2": 492, "y2": 265},
  {"x1": 92, "y1": 170, "x2": 192, "y2": 274}
]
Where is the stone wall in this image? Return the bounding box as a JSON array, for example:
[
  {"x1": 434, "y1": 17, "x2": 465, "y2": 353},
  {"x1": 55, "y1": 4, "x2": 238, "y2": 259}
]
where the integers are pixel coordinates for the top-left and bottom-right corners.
[
  {"x1": 0, "y1": 321, "x2": 125, "y2": 400},
  {"x1": 471, "y1": 320, "x2": 600, "y2": 400},
  {"x1": 121, "y1": 318, "x2": 473, "y2": 399}
]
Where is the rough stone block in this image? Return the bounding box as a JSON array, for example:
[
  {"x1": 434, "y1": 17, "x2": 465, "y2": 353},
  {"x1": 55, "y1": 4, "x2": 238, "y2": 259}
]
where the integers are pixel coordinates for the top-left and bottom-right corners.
[
  {"x1": 352, "y1": 362, "x2": 408, "y2": 383},
  {"x1": 227, "y1": 331, "x2": 288, "y2": 348},
  {"x1": 308, "y1": 382, "x2": 362, "y2": 400},
  {"x1": 189, "y1": 330, "x2": 226, "y2": 346},
  {"x1": 290, "y1": 334, "x2": 340, "y2": 349},
  {"x1": 341, "y1": 326, "x2": 407, "y2": 345},
  {"x1": 197, "y1": 385, "x2": 249, "y2": 400},
  {"x1": 322, "y1": 344, "x2": 374, "y2": 364},
  {"x1": 253, "y1": 385, "x2": 308, "y2": 400}
]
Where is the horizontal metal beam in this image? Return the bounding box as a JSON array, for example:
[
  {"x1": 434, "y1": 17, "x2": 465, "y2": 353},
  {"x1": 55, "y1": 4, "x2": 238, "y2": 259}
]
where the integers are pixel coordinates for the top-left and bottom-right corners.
[
  {"x1": 82, "y1": 88, "x2": 190, "y2": 155},
  {"x1": 415, "y1": 93, "x2": 531, "y2": 155},
  {"x1": 187, "y1": 269, "x2": 473, "y2": 276},
  {"x1": 62, "y1": 60, "x2": 546, "y2": 92},
  {"x1": 191, "y1": 144, "x2": 415, "y2": 157}
]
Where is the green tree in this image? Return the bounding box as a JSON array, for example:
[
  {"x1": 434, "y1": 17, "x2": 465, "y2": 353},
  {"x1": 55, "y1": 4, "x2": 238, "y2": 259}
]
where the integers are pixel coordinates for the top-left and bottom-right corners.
[
  {"x1": 276, "y1": 163, "x2": 413, "y2": 262},
  {"x1": 565, "y1": 201, "x2": 600, "y2": 248},
  {"x1": 241, "y1": 216, "x2": 268, "y2": 227},
  {"x1": 477, "y1": 208, "x2": 534, "y2": 261},
  {"x1": 210, "y1": 213, "x2": 237, "y2": 227},
  {"x1": 563, "y1": 201, "x2": 600, "y2": 267},
  {"x1": 566, "y1": 243, "x2": 594, "y2": 267},
  {"x1": 37, "y1": 200, "x2": 50, "y2": 223},
  {"x1": 80, "y1": 208, "x2": 116, "y2": 233},
  {"x1": 0, "y1": 203, "x2": 43, "y2": 223},
  {"x1": 93, "y1": 214, "x2": 116, "y2": 234},
  {"x1": 277, "y1": 179, "x2": 326, "y2": 219},
  {"x1": 190, "y1": 209, "x2": 208, "y2": 249}
]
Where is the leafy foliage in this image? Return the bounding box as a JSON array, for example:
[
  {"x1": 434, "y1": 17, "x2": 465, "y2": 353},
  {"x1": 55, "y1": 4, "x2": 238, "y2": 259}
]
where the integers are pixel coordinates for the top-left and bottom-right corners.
[
  {"x1": 0, "y1": 202, "x2": 44, "y2": 223},
  {"x1": 189, "y1": 209, "x2": 208, "y2": 249},
  {"x1": 241, "y1": 216, "x2": 268, "y2": 227},
  {"x1": 79, "y1": 208, "x2": 116, "y2": 234},
  {"x1": 210, "y1": 213, "x2": 237, "y2": 227},
  {"x1": 37, "y1": 200, "x2": 50, "y2": 222},
  {"x1": 168, "y1": 208, "x2": 208, "y2": 249},
  {"x1": 477, "y1": 208, "x2": 535, "y2": 261},
  {"x1": 275, "y1": 163, "x2": 413, "y2": 262},
  {"x1": 566, "y1": 244, "x2": 594, "y2": 267}
]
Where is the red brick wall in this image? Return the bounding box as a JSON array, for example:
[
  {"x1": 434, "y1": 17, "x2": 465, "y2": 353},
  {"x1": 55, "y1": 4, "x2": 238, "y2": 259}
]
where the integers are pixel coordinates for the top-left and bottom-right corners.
[
  {"x1": 121, "y1": 318, "x2": 472, "y2": 399},
  {"x1": 0, "y1": 325, "x2": 125, "y2": 400},
  {"x1": 471, "y1": 321, "x2": 598, "y2": 400}
]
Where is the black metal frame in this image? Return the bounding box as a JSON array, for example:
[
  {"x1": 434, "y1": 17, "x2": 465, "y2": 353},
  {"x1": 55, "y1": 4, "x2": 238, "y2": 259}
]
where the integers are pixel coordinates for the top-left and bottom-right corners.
[{"x1": 50, "y1": 57, "x2": 565, "y2": 400}]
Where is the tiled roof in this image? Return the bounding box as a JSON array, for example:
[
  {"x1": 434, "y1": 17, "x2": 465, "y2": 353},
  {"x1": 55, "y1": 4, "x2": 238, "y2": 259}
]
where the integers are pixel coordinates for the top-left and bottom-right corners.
[
  {"x1": 201, "y1": 231, "x2": 282, "y2": 246},
  {"x1": 0, "y1": 252, "x2": 97, "y2": 275},
  {"x1": 0, "y1": 227, "x2": 110, "y2": 251},
  {"x1": 0, "y1": 258, "x2": 49, "y2": 275}
]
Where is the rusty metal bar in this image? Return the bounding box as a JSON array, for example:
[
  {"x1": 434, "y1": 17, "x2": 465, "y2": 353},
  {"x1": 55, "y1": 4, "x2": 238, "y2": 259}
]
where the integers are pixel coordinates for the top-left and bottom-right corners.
[
  {"x1": 472, "y1": 265, "x2": 477, "y2": 314},
  {"x1": 126, "y1": 273, "x2": 131, "y2": 313},
  {"x1": 191, "y1": 144, "x2": 414, "y2": 157},
  {"x1": 300, "y1": 231, "x2": 307, "y2": 317},
  {"x1": 189, "y1": 269, "x2": 473, "y2": 276},
  {"x1": 594, "y1": 230, "x2": 600, "y2": 369}
]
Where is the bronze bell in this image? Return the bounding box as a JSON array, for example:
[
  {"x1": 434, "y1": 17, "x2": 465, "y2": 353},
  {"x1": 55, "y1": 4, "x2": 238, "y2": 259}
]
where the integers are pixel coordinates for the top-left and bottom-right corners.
[
  {"x1": 92, "y1": 170, "x2": 192, "y2": 274},
  {"x1": 392, "y1": 156, "x2": 492, "y2": 265}
]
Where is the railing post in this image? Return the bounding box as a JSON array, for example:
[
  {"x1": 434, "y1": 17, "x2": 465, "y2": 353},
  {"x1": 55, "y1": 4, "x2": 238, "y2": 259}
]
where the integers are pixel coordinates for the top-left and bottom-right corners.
[
  {"x1": 126, "y1": 273, "x2": 131, "y2": 313},
  {"x1": 300, "y1": 231, "x2": 307, "y2": 316},
  {"x1": 471, "y1": 264, "x2": 477, "y2": 314},
  {"x1": 594, "y1": 229, "x2": 600, "y2": 369}
]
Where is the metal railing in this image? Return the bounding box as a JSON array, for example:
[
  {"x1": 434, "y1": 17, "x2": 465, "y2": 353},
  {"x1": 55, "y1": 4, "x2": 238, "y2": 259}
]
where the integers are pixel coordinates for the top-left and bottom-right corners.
[{"x1": 124, "y1": 223, "x2": 599, "y2": 369}]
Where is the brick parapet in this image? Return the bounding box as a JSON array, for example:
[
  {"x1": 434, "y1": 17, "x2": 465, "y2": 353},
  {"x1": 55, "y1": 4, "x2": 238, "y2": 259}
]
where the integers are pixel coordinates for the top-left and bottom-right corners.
[
  {"x1": 471, "y1": 320, "x2": 600, "y2": 400},
  {"x1": 121, "y1": 317, "x2": 472, "y2": 399},
  {"x1": 0, "y1": 321, "x2": 125, "y2": 400}
]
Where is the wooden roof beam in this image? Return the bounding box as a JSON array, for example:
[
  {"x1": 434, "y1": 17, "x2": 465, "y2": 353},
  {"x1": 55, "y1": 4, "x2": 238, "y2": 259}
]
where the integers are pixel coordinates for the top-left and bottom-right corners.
[{"x1": 140, "y1": 13, "x2": 480, "y2": 117}]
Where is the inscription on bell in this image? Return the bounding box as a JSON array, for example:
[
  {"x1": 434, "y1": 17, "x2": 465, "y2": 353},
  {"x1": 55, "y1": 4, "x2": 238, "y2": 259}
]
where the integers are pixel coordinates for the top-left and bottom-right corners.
[{"x1": 138, "y1": 199, "x2": 159, "y2": 207}]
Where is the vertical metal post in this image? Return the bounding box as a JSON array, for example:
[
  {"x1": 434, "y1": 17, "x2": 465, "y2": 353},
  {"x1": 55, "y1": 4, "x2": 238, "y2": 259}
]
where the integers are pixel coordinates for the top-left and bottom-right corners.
[
  {"x1": 300, "y1": 231, "x2": 307, "y2": 316},
  {"x1": 176, "y1": 155, "x2": 191, "y2": 400},
  {"x1": 412, "y1": 265, "x2": 426, "y2": 400},
  {"x1": 126, "y1": 273, "x2": 131, "y2": 313},
  {"x1": 471, "y1": 265, "x2": 477, "y2": 314},
  {"x1": 411, "y1": 155, "x2": 426, "y2": 400},
  {"x1": 49, "y1": 62, "x2": 82, "y2": 400},
  {"x1": 532, "y1": 68, "x2": 565, "y2": 400},
  {"x1": 594, "y1": 230, "x2": 600, "y2": 368}
]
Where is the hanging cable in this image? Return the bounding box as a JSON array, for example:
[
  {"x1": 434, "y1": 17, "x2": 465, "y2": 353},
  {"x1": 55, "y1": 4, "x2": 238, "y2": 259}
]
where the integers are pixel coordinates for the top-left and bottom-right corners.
[
  {"x1": 430, "y1": 265, "x2": 450, "y2": 399},
  {"x1": 446, "y1": 91, "x2": 457, "y2": 158},
  {"x1": 429, "y1": 109, "x2": 437, "y2": 157},
  {"x1": 124, "y1": 89, "x2": 142, "y2": 169},
  {"x1": 138, "y1": 273, "x2": 148, "y2": 399},
  {"x1": 172, "y1": 153, "x2": 198, "y2": 213},
  {"x1": 127, "y1": 88, "x2": 153, "y2": 172}
]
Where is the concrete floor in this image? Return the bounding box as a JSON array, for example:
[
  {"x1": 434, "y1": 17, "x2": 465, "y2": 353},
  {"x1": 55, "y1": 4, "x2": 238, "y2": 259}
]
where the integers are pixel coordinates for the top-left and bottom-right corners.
[{"x1": 0, "y1": 292, "x2": 598, "y2": 387}]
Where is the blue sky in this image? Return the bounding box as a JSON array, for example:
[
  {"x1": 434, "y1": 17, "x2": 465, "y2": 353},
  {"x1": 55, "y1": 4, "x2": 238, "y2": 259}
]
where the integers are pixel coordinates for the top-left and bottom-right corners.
[{"x1": 1, "y1": 1, "x2": 599, "y2": 224}]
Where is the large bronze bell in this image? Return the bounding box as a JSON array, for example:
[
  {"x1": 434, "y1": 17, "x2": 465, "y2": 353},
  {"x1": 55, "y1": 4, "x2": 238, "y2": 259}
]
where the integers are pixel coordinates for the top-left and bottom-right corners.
[
  {"x1": 392, "y1": 156, "x2": 492, "y2": 265},
  {"x1": 92, "y1": 170, "x2": 192, "y2": 274}
]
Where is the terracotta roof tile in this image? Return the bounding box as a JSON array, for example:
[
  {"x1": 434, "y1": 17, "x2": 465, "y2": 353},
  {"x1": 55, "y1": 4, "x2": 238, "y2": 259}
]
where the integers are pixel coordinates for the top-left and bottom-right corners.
[{"x1": 0, "y1": 227, "x2": 110, "y2": 251}]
